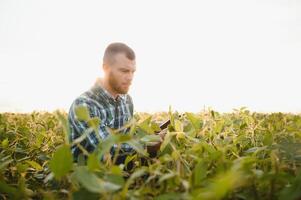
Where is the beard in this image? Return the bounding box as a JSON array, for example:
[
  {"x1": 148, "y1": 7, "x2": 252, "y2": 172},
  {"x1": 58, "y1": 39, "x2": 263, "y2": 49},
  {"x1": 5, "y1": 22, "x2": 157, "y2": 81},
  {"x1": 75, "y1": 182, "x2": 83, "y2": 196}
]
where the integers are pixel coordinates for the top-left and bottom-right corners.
[{"x1": 108, "y1": 73, "x2": 129, "y2": 94}]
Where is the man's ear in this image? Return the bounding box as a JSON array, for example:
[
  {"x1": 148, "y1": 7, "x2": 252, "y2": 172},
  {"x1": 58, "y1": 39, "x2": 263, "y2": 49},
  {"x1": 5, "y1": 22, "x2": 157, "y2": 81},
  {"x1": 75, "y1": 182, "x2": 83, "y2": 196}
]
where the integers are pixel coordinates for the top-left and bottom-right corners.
[{"x1": 103, "y1": 63, "x2": 109, "y2": 72}]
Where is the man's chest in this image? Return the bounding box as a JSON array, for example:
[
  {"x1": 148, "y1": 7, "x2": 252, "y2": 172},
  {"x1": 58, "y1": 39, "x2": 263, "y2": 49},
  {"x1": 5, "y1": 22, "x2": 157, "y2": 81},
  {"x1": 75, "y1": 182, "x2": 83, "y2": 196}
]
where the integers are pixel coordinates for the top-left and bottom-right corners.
[{"x1": 100, "y1": 103, "x2": 132, "y2": 129}]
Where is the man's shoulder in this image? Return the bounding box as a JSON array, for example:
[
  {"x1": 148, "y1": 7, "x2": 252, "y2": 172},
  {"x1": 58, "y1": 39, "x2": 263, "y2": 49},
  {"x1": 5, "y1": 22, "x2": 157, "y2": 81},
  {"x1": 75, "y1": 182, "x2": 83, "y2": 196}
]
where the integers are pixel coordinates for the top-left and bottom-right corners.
[
  {"x1": 68, "y1": 91, "x2": 105, "y2": 114},
  {"x1": 124, "y1": 94, "x2": 133, "y2": 105}
]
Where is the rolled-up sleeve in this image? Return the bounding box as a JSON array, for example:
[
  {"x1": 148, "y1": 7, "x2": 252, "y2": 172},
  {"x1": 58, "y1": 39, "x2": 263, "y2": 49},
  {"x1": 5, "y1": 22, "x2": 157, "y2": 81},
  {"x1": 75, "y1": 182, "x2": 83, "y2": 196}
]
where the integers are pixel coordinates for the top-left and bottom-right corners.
[{"x1": 68, "y1": 100, "x2": 109, "y2": 159}]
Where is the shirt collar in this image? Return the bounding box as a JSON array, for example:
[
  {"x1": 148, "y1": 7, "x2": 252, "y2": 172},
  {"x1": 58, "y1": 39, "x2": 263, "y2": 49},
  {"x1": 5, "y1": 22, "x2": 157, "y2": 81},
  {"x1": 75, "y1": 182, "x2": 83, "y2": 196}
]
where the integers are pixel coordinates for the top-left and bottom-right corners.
[{"x1": 92, "y1": 79, "x2": 127, "y2": 103}]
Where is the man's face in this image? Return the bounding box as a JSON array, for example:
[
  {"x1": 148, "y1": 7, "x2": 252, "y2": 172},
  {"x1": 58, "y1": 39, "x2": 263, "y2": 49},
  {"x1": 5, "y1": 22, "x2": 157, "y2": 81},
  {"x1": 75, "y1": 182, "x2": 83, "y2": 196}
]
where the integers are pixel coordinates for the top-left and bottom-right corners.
[{"x1": 106, "y1": 53, "x2": 136, "y2": 94}]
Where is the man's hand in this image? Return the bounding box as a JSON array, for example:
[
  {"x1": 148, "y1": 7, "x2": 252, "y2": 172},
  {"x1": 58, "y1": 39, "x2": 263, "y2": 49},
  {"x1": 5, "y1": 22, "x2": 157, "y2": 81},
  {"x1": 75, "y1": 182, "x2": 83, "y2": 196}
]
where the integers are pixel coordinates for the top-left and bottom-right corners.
[
  {"x1": 157, "y1": 128, "x2": 167, "y2": 140},
  {"x1": 146, "y1": 128, "x2": 168, "y2": 157},
  {"x1": 146, "y1": 141, "x2": 161, "y2": 156}
]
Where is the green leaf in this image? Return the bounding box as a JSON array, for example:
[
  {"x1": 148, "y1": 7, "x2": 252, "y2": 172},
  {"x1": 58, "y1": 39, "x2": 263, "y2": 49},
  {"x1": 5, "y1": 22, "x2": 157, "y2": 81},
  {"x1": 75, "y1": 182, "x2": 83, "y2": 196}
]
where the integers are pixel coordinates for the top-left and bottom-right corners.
[
  {"x1": 105, "y1": 174, "x2": 125, "y2": 187},
  {"x1": 126, "y1": 140, "x2": 148, "y2": 157},
  {"x1": 244, "y1": 146, "x2": 267, "y2": 156},
  {"x1": 151, "y1": 122, "x2": 161, "y2": 132},
  {"x1": 263, "y1": 132, "x2": 273, "y2": 146},
  {"x1": 138, "y1": 116, "x2": 154, "y2": 134},
  {"x1": 117, "y1": 134, "x2": 132, "y2": 143},
  {"x1": 0, "y1": 159, "x2": 13, "y2": 171},
  {"x1": 49, "y1": 144, "x2": 73, "y2": 179},
  {"x1": 168, "y1": 106, "x2": 175, "y2": 128},
  {"x1": 173, "y1": 151, "x2": 183, "y2": 162},
  {"x1": 75, "y1": 105, "x2": 90, "y2": 121},
  {"x1": 186, "y1": 112, "x2": 201, "y2": 130},
  {"x1": 130, "y1": 168, "x2": 146, "y2": 181},
  {"x1": 140, "y1": 135, "x2": 161, "y2": 143},
  {"x1": 110, "y1": 165, "x2": 122, "y2": 175},
  {"x1": 122, "y1": 168, "x2": 147, "y2": 197},
  {"x1": 194, "y1": 161, "x2": 206, "y2": 186},
  {"x1": 124, "y1": 154, "x2": 136, "y2": 168},
  {"x1": 25, "y1": 160, "x2": 43, "y2": 171},
  {"x1": 195, "y1": 159, "x2": 246, "y2": 200},
  {"x1": 16, "y1": 163, "x2": 29, "y2": 174},
  {"x1": 174, "y1": 119, "x2": 183, "y2": 132},
  {"x1": 55, "y1": 111, "x2": 71, "y2": 144},
  {"x1": 35, "y1": 131, "x2": 45, "y2": 148},
  {"x1": 0, "y1": 180, "x2": 22, "y2": 200},
  {"x1": 175, "y1": 132, "x2": 185, "y2": 141},
  {"x1": 74, "y1": 166, "x2": 121, "y2": 194},
  {"x1": 87, "y1": 117, "x2": 101, "y2": 130},
  {"x1": 87, "y1": 153, "x2": 101, "y2": 172},
  {"x1": 160, "y1": 132, "x2": 176, "y2": 152},
  {"x1": 77, "y1": 154, "x2": 86, "y2": 166},
  {"x1": 158, "y1": 172, "x2": 176, "y2": 183},
  {"x1": 279, "y1": 170, "x2": 301, "y2": 200},
  {"x1": 98, "y1": 135, "x2": 117, "y2": 158},
  {"x1": 71, "y1": 127, "x2": 94, "y2": 146},
  {"x1": 1, "y1": 138, "x2": 9, "y2": 148},
  {"x1": 155, "y1": 192, "x2": 183, "y2": 200},
  {"x1": 72, "y1": 188, "x2": 100, "y2": 200}
]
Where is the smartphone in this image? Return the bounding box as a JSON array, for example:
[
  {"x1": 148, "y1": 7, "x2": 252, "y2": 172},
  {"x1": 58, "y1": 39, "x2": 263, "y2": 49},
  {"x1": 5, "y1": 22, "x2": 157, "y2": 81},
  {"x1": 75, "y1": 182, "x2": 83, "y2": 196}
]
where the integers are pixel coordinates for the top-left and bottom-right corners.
[
  {"x1": 159, "y1": 119, "x2": 170, "y2": 130},
  {"x1": 159, "y1": 114, "x2": 183, "y2": 130}
]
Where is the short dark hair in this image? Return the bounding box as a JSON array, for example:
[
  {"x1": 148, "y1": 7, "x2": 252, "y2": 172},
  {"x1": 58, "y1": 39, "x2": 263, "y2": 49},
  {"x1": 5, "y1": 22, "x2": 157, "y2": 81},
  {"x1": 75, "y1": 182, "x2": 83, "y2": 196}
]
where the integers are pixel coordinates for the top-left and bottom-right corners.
[{"x1": 103, "y1": 42, "x2": 135, "y2": 65}]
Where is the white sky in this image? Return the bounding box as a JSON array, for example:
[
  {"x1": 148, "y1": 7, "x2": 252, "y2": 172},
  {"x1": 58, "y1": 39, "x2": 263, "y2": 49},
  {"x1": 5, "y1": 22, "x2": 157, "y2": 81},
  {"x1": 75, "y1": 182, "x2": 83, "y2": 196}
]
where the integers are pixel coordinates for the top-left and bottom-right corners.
[{"x1": 0, "y1": 0, "x2": 301, "y2": 113}]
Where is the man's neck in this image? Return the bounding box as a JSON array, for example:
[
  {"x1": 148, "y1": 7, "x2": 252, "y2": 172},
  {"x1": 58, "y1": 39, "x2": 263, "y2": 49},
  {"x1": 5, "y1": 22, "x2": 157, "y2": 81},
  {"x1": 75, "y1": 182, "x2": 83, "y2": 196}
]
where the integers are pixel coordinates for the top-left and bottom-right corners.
[{"x1": 96, "y1": 78, "x2": 119, "y2": 99}]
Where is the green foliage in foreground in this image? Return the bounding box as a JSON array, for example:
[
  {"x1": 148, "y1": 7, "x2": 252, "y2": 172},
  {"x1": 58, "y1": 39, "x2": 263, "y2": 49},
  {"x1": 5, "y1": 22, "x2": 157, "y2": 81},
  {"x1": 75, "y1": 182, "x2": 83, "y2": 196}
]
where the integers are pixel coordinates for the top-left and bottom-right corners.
[{"x1": 1, "y1": 108, "x2": 301, "y2": 200}]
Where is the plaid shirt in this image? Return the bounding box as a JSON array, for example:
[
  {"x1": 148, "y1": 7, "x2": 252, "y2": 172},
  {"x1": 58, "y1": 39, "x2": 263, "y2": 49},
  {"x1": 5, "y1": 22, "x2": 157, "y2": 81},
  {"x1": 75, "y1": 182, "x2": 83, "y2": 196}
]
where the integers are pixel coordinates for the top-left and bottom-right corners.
[{"x1": 68, "y1": 81, "x2": 134, "y2": 160}]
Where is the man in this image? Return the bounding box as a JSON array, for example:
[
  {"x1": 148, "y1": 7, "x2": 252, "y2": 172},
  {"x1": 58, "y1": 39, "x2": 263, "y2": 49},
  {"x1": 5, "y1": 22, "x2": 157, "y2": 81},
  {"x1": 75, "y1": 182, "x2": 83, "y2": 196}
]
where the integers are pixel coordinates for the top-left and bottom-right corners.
[{"x1": 68, "y1": 42, "x2": 137, "y2": 162}]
